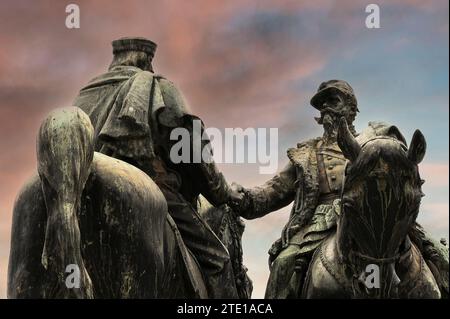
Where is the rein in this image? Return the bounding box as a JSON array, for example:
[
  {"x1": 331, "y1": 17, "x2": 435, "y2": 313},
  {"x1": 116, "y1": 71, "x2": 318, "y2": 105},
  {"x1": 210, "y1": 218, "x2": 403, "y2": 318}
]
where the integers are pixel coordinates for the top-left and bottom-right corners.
[
  {"x1": 348, "y1": 244, "x2": 412, "y2": 264},
  {"x1": 317, "y1": 133, "x2": 426, "y2": 297},
  {"x1": 339, "y1": 135, "x2": 412, "y2": 266}
]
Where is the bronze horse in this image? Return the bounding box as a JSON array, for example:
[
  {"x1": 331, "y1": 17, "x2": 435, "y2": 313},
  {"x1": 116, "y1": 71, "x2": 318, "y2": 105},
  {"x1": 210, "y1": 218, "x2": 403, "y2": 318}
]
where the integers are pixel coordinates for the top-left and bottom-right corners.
[
  {"x1": 302, "y1": 118, "x2": 441, "y2": 298},
  {"x1": 8, "y1": 107, "x2": 251, "y2": 299}
]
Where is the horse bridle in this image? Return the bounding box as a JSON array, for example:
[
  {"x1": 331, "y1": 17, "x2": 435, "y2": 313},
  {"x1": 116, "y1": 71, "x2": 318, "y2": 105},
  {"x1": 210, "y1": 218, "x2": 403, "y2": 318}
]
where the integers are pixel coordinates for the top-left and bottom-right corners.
[
  {"x1": 339, "y1": 135, "x2": 408, "y2": 204},
  {"x1": 339, "y1": 136, "x2": 410, "y2": 264},
  {"x1": 348, "y1": 245, "x2": 412, "y2": 265}
]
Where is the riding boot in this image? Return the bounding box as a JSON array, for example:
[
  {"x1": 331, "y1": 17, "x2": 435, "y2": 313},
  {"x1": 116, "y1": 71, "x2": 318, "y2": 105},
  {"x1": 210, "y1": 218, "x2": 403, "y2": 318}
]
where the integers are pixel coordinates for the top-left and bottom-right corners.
[{"x1": 265, "y1": 244, "x2": 305, "y2": 298}]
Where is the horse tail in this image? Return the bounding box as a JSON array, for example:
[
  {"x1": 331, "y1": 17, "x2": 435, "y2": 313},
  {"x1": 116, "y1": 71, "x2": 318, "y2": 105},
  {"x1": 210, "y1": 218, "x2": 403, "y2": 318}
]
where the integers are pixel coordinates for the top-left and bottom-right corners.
[{"x1": 37, "y1": 107, "x2": 94, "y2": 298}]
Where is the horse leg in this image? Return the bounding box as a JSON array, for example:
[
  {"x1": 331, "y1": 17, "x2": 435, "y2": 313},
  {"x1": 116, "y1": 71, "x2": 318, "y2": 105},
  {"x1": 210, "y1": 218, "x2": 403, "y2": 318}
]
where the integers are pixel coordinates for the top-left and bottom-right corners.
[
  {"x1": 198, "y1": 197, "x2": 251, "y2": 298},
  {"x1": 37, "y1": 107, "x2": 94, "y2": 298},
  {"x1": 8, "y1": 175, "x2": 48, "y2": 298}
]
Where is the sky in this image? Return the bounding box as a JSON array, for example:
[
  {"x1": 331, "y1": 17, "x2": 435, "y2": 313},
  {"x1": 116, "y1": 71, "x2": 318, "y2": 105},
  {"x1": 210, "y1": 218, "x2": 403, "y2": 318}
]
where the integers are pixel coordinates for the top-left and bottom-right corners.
[{"x1": 0, "y1": 0, "x2": 448, "y2": 298}]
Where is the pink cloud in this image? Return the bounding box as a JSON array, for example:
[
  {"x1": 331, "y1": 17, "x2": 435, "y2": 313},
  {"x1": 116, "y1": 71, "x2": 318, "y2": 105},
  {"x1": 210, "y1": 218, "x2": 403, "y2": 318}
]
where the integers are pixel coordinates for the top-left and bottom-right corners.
[
  {"x1": 418, "y1": 203, "x2": 449, "y2": 238},
  {"x1": 420, "y1": 163, "x2": 449, "y2": 188},
  {"x1": 0, "y1": 257, "x2": 7, "y2": 299},
  {"x1": 0, "y1": 0, "x2": 447, "y2": 299}
]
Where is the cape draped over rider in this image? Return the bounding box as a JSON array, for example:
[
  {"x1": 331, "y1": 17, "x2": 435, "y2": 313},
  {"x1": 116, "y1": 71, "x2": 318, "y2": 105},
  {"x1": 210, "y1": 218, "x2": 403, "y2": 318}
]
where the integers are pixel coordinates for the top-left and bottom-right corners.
[{"x1": 73, "y1": 37, "x2": 237, "y2": 298}]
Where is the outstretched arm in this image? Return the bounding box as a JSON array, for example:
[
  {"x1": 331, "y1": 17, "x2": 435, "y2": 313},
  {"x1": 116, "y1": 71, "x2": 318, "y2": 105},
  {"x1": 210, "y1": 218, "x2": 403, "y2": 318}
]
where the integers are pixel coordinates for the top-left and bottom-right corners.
[
  {"x1": 185, "y1": 117, "x2": 236, "y2": 207},
  {"x1": 155, "y1": 78, "x2": 238, "y2": 206},
  {"x1": 235, "y1": 162, "x2": 297, "y2": 219}
]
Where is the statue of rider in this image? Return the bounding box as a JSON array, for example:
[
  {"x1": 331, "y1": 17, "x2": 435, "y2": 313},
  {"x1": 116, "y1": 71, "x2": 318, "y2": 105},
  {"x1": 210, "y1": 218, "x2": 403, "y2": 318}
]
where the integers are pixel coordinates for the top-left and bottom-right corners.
[
  {"x1": 73, "y1": 37, "x2": 243, "y2": 298},
  {"x1": 230, "y1": 79, "x2": 449, "y2": 298}
]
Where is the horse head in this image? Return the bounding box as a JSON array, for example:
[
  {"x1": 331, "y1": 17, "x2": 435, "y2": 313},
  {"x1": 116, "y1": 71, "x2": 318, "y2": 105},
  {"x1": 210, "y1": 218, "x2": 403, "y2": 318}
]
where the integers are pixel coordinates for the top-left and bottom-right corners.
[{"x1": 336, "y1": 118, "x2": 426, "y2": 298}]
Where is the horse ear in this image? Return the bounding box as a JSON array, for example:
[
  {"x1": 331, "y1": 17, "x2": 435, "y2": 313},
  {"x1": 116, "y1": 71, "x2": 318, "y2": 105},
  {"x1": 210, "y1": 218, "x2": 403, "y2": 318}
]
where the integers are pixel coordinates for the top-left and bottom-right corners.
[
  {"x1": 408, "y1": 130, "x2": 426, "y2": 164},
  {"x1": 337, "y1": 117, "x2": 361, "y2": 162},
  {"x1": 387, "y1": 126, "x2": 407, "y2": 146}
]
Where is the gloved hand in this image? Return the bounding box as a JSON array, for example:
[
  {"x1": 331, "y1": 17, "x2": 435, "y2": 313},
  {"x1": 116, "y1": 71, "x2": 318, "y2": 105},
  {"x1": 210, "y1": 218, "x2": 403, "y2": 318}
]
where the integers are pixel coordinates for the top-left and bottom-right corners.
[{"x1": 227, "y1": 182, "x2": 248, "y2": 213}]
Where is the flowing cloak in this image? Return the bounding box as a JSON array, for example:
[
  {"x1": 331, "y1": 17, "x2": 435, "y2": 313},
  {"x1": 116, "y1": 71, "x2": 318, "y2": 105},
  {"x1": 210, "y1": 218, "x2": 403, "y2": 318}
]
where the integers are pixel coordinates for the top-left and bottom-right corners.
[
  {"x1": 73, "y1": 65, "x2": 195, "y2": 165},
  {"x1": 72, "y1": 65, "x2": 213, "y2": 297},
  {"x1": 73, "y1": 65, "x2": 230, "y2": 207}
]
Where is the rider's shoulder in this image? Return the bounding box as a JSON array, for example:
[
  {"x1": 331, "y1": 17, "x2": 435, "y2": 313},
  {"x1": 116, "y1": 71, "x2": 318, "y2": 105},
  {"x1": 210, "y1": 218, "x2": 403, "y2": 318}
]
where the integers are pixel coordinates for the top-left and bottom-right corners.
[
  {"x1": 286, "y1": 137, "x2": 321, "y2": 161},
  {"x1": 142, "y1": 73, "x2": 177, "y2": 89},
  {"x1": 154, "y1": 75, "x2": 176, "y2": 87},
  {"x1": 292, "y1": 137, "x2": 322, "y2": 150},
  {"x1": 154, "y1": 76, "x2": 185, "y2": 99}
]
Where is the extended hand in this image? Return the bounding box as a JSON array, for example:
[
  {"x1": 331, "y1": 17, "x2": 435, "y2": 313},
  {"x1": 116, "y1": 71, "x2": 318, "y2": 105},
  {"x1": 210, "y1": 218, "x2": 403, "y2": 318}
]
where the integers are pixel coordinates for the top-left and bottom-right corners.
[{"x1": 228, "y1": 182, "x2": 246, "y2": 212}]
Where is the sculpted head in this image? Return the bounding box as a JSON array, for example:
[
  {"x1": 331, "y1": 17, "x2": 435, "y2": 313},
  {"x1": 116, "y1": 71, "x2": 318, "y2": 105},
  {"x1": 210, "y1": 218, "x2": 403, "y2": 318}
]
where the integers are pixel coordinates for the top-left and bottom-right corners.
[
  {"x1": 109, "y1": 37, "x2": 157, "y2": 72},
  {"x1": 310, "y1": 80, "x2": 358, "y2": 143}
]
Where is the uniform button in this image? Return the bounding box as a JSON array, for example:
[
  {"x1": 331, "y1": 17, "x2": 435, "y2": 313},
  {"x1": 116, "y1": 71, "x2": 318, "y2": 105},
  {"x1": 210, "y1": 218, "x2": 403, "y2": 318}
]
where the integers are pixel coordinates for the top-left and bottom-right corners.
[
  {"x1": 331, "y1": 175, "x2": 336, "y2": 180},
  {"x1": 328, "y1": 165, "x2": 334, "y2": 170},
  {"x1": 334, "y1": 187, "x2": 339, "y2": 191}
]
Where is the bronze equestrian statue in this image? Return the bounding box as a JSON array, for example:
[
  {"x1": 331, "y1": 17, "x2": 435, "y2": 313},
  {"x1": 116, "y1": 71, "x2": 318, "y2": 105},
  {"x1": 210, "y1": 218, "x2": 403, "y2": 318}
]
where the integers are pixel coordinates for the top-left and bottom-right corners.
[
  {"x1": 6, "y1": 36, "x2": 448, "y2": 298},
  {"x1": 231, "y1": 80, "x2": 448, "y2": 298},
  {"x1": 72, "y1": 37, "x2": 248, "y2": 298},
  {"x1": 303, "y1": 118, "x2": 441, "y2": 298},
  {"x1": 8, "y1": 38, "x2": 251, "y2": 299},
  {"x1": 8, "y1": 107, "x2": 250, "y2": 298}
]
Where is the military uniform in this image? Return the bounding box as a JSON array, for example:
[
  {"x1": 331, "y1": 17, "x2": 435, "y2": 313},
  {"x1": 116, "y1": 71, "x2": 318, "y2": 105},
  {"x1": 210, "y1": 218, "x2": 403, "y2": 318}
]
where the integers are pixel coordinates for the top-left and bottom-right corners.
[
  {"x1": 239, "y1": 137, "x2": 346, "y2": 298},
  {"x1": 239, "y1": 80, "x2": 448, "y2": 298},
  {"x1": 73, "y1": 37, "x2": 237, "y2": 298},
  {"x1": 241, "y1": 121, "x2": 449, "y2": 298},
  {"x1": 236, "y1": 81, "x2": 359, "y2": 298}
]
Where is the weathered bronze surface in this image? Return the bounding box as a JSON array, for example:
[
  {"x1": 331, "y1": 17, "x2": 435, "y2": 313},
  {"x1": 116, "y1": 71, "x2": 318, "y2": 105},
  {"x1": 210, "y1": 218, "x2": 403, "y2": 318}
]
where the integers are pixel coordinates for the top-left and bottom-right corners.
[
  {"x1": 7, "y1": 39, "x2": 448, "y2": 299},
  {"x1": 8, "y1": 37, "x2": 251, "y2": 299},
  {"x1": 232, "y1": 80, "x2": 449, "y2": 299}
]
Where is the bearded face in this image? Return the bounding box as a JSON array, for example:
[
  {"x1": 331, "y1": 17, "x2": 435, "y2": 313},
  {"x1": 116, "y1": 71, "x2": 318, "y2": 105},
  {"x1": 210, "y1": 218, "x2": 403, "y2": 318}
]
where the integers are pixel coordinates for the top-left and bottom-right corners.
[{"x1": 316, "y1": 92, "x2": 357, "y2": 143}]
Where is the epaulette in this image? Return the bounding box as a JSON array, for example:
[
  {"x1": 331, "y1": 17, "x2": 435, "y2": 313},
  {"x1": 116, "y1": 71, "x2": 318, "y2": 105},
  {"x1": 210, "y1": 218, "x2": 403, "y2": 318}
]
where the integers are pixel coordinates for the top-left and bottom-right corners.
[{"x1": 287, "y1": 137, "x2": 320, "y2": 166}]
